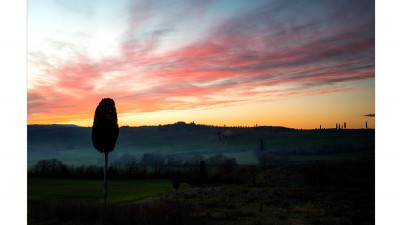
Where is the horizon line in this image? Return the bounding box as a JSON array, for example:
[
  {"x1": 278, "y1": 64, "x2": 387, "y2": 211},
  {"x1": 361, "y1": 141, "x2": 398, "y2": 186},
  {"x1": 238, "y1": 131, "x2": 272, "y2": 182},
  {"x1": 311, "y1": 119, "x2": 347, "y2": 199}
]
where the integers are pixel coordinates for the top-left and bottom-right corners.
[{"x1": 27, "y1": 122, "x2": 375, "y2": 130}]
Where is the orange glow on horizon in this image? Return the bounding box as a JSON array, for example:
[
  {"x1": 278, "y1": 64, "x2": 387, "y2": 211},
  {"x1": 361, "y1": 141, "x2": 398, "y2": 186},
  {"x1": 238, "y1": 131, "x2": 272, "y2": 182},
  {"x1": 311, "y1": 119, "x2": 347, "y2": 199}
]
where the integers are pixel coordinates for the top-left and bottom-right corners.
[
  {"x1": 27, "y1": 1, "x2": 375, "y2": 130},
  {"x1": 28, "y1": 88, "x2": 375, "y2": 129}
]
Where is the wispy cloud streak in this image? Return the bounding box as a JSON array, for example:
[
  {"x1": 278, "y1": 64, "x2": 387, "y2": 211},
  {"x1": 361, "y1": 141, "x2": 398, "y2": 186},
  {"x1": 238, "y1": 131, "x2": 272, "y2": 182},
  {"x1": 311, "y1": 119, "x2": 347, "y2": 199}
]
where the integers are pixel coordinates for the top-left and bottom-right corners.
[{"x1": 27, "y1": 0, "x2": 374, "y2": 124}]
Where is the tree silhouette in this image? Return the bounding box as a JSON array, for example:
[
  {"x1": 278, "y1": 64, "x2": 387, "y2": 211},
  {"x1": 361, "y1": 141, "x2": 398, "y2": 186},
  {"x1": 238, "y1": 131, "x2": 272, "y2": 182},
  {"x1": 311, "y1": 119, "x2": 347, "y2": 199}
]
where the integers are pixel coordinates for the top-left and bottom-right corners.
[
  {"x1": 199, "y1": 160, "x2": 205, "y2": 184},
  {"x1": 33, "y1": 158, "x2": 69, "y2": 177},
  {"x1": 259, "y1": 138, "x2": 264, "y2": 152},
  {"x1": 344, "y1": 122, "x2": 346, "y2": 129},
  {"x1": 173, "y1": 176, "x2": 180, "y2": 191},
  {"x1": 366, "y1": 121, "x2": 368, "y2": 129},
  {"x1": 92, "y1": 98, "x2": 119, "y2": 208}
]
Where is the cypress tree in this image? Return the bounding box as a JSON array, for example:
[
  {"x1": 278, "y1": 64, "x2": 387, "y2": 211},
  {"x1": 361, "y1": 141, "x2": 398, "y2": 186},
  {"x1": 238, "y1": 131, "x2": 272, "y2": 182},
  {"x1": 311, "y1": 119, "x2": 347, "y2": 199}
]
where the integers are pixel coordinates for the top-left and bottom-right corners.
[{"x1": 92, "y1": 98, "x2": 119, "y2": 208}]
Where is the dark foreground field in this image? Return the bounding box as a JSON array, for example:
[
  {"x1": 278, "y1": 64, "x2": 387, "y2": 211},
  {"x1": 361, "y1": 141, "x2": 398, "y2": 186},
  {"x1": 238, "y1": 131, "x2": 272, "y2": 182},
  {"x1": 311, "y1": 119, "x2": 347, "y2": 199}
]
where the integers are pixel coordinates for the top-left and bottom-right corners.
[{"x1": 28, "y1": 159, "x2": 374, "y2": 225}]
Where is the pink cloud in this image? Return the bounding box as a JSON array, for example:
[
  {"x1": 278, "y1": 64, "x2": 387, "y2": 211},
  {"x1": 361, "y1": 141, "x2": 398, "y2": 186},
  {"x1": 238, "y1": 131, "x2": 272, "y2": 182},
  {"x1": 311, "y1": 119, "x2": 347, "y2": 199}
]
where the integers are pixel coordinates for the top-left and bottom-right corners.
[{"x1": 28, "y1": 0, "x2": 374, "y2": 125}]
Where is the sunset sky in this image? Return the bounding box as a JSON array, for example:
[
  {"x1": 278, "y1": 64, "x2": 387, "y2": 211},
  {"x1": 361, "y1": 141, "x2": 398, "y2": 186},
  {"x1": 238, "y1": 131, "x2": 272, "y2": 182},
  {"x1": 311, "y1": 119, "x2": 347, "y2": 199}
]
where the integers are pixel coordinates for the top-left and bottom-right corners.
[{"x1": 27, "y1": 0, "x2": 375, "y2": 129}]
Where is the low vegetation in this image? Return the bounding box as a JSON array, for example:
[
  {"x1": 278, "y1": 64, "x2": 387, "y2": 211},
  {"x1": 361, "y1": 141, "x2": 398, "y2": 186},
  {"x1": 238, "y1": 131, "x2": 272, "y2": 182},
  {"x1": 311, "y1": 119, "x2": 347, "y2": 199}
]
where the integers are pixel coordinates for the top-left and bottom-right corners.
[
  {"x1": 28, "y1": 125, "x2": 374, "y2": 224},
  {"x1": 28, "y1": 159, "x2": 374, "y2": 225}
]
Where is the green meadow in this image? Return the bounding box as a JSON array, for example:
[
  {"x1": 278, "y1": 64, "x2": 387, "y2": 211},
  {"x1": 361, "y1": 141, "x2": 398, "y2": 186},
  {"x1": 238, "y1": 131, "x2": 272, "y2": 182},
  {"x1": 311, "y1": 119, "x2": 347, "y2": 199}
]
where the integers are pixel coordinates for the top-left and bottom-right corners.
[
  {"x1": 28, "y1": 178, "x2": 180, "y2": 206},
  {"x1": 28, "y1": 160, "x2": 374, "y2": 225},
  {"x1": 28, "y1": 125, "x2": 375, "y2": 224}
]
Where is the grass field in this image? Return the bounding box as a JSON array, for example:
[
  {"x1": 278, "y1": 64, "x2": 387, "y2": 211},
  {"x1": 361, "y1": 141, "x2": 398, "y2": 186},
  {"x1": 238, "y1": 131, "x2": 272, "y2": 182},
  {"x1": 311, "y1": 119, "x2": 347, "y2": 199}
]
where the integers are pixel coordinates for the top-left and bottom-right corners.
[
  {"x1": 28, "y1": 125, "x2": 374, "y2": 224},
  {"x1": 28, "y1": 160, "x2": 374, "y2": 225},
  {"x1": 28, "y1": 178, "x2": 180, "y2": 206}
]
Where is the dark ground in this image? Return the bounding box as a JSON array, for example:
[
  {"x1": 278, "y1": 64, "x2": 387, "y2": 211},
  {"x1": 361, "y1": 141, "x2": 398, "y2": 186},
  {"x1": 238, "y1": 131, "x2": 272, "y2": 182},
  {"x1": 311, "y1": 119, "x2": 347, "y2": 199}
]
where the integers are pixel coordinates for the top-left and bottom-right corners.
[{"x1": 28, "y1": 159, "x2": 374, "y2": 225}]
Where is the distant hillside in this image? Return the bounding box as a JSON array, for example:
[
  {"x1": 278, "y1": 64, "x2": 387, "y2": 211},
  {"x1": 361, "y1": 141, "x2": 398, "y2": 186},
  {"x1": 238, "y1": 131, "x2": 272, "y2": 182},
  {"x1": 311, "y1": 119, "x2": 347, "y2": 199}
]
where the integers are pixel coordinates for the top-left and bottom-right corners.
[{"x1": 27, "y1": 123, "x2": 374, "y2": 167}]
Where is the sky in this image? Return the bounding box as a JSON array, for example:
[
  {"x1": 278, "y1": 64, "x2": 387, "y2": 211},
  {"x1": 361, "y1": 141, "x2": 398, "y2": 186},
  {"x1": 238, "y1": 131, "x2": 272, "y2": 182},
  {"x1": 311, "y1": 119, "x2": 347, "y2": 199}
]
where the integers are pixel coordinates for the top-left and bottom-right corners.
[{"x1": 27, "y1": 0, "x2": 375, "y2": 129}]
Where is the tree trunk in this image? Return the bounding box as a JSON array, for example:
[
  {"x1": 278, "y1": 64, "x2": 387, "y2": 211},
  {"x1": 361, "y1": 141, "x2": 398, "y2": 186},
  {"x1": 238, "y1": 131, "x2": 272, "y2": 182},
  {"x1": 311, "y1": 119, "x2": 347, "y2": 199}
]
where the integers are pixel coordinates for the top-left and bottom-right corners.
[{"x1": 103, "y1": 152, "x2": 108, "y2": 208}]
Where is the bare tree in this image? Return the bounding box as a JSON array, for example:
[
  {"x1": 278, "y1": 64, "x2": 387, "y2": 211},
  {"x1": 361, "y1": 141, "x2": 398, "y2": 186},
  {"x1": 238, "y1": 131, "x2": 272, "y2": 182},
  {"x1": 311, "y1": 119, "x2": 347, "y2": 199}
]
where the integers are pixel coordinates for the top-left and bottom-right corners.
[
  {"x1": 173, "y1": 177, "x2": 180, "y2": 191},
  {"x1": 199, "y1": 160, "x2": 206, "y2": 184},
  {"x1": 92, "y1": 98, "x2": 119, "y2": 208}
]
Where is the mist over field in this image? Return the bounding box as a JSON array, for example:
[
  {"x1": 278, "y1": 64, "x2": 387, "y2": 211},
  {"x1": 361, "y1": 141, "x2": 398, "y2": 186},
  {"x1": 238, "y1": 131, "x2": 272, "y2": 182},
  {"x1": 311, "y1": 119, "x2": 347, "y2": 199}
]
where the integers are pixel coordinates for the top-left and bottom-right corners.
[
  {"x1": 28, "y1": 122, "x2": 375, "y2": 225},
  {"x1": 28, "y1": 122, "x2": 374, "y2": 167}
]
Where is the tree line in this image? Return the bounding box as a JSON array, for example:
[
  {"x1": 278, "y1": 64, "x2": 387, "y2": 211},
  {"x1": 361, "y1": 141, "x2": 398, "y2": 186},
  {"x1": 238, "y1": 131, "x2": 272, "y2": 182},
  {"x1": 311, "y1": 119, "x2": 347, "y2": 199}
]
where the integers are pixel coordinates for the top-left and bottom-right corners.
[{"x1": 28, "y1": 153, "x2": 238, "y2": 177}]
